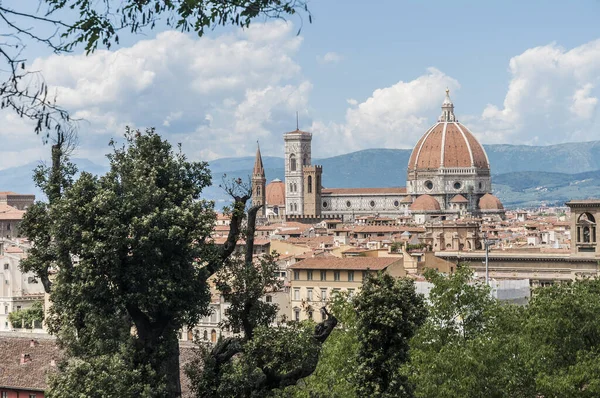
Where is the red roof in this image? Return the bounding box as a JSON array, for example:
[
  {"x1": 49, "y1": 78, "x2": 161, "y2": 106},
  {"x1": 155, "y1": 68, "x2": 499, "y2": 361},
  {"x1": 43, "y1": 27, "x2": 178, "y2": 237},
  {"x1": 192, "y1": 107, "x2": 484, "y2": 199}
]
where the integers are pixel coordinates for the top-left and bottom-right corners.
[
  {"x1": 289, "y1": 257, "x2": 401, "y2": 270},
  {"x1": 410, "y1": 195, "x2": 441, "y2": 211},
  {"x1": 408, "y1": 121, "x2": 489, "y2": 170}
]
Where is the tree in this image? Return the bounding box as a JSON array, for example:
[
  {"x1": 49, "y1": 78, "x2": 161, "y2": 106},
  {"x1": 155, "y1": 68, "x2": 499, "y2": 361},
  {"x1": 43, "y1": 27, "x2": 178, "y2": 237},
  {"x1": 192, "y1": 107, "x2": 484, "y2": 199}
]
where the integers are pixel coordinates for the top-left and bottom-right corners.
[
  {"x1": 186, "y1": 190, "x2": 338, "y2": 397},
  {"x1": 281, "y1": 291, "x2": 359, "y2": 398},
  {"x1": 418, "y1": 266, "x2": 495, "y2": 346},
  {"x1": 8, "y1": 301, "x2": 44, "y2": 329},
  {"x1": 408, "y1": 267, "x2": 533, "y2": 398},
  {"x1": 23, "y1": 128, "x2": 336, "y2": 397},
  {"x1": 0, "y1": 0, "x2": 309, "y2": 137},
  {"x1": 23, "y1": 128, "x2": 245, "y2": 396},
  {"x1": 525, "y1": 279, "x2": 600, "y2": 397},
  {"x1": 353, "y1": 272, "x2": 427, "y2": 398}
]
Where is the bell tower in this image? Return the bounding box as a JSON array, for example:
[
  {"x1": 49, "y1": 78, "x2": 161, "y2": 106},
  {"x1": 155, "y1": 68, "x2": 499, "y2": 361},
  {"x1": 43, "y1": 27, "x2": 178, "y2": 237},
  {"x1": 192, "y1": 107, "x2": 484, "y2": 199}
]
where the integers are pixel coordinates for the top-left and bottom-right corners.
[
  {"x1": 284, "y1": 128, "x2": 312, "y2": 216},
  {"x1": 252, "y1": 142, "x2": 266, "y2": 216}
]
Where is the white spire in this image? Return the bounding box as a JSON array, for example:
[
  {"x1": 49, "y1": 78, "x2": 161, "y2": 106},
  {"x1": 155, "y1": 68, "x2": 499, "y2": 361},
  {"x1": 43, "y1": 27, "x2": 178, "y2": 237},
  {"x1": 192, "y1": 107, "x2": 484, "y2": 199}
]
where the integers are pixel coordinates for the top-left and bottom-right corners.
[{"x1": 439, "y1": 88, "x2": 456, "y2": 122}]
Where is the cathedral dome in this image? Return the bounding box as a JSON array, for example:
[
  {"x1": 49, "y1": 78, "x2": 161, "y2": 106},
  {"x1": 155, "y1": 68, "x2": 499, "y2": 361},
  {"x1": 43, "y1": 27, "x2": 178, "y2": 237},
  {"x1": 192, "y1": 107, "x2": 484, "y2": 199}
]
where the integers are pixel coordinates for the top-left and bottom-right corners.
[
  {"x1": 266, "y1": 179, "x2": 285, "y2": 206},
  {"x1": 408, "y1": 90, "x2": 489, "y2": 172},
  {"x1": 410, "y1": 194, "x2": 441, "y2": 212},
  {"x1": 478, "y1": 193, "x2": 504, "y2": 211}
]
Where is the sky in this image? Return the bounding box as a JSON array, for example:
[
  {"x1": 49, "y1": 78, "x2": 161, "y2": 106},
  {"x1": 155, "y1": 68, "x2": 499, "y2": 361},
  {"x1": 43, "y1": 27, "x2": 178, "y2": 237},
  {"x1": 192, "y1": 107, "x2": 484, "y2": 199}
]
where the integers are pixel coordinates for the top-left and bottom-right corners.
[{"x1": 4, "y1": 0, "x2": 600, "y2": 168}]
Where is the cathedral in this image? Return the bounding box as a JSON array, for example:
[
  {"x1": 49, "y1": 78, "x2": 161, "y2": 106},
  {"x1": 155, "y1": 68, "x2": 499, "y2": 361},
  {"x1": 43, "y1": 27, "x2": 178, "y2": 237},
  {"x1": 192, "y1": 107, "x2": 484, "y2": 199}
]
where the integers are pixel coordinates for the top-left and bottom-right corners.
[{"x1": 252, "y1": 90, "x2": 505, "y2": 223}]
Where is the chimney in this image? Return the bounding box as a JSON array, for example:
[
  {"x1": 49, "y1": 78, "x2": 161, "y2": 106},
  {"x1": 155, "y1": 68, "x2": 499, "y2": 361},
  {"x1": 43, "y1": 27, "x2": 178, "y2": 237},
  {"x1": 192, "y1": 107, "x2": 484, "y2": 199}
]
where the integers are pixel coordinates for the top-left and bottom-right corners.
[
  {"x1": 20, "y1": 353, "x2": 31, "y2": 364},
  {"x1": 29, "y1": 339, "x2": 37, "y2": 347}
]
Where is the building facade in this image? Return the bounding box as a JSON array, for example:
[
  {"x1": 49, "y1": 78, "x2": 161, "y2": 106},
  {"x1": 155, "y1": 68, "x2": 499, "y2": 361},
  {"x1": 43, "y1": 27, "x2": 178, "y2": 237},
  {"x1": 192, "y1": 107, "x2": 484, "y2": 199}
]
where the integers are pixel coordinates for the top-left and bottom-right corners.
[{"x1": 255, "y1": 90, "x2": 505, "y2": 223}]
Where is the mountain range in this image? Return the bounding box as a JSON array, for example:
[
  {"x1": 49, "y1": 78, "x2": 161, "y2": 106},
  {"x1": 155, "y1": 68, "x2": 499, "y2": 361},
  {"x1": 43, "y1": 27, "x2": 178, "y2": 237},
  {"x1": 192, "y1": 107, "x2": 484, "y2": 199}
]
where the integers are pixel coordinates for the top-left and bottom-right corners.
[{"x1": 5, "y1": 141, "x2": 600, "y2": 208}]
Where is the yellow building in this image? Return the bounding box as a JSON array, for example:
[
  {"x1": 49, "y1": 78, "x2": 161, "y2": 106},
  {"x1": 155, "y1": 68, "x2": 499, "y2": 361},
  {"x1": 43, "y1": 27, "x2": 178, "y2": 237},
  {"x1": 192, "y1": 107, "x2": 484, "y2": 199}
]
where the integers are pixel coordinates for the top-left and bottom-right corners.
[{"x1": 288, "y1": 257, "x2": 406, "y2": 321}]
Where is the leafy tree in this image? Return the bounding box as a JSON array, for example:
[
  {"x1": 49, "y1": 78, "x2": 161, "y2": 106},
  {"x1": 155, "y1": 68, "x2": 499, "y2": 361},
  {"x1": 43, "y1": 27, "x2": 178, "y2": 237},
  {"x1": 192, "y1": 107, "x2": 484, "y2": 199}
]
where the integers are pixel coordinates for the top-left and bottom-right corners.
[
  {"x1": 187, "y1": 204, "x2": 338, "y2": 397},
  {"x1": 353, "y1": 272, "x2": 427, "y2": 398},
  {"x1": 525, "y1": 279, "x2": 600, "y2": 397},
  {"x1": 419, "y1": 265, "x2": 495, "y2": 345},
  {"x1": 22, "y1": 128, "x2": 247, "y2": 396},
  {"x1": 22, "y1": 128, "x2": 336, "y2": 397},
  {"x1": 282, "y1": 291, "x2": 359, "y2": 398},
  {"x1": 408, "y1": 267, "x2": 600, "y2": 398},
  {"x1": 8, "y1": 301, "x2": 44, "y2": 329}
]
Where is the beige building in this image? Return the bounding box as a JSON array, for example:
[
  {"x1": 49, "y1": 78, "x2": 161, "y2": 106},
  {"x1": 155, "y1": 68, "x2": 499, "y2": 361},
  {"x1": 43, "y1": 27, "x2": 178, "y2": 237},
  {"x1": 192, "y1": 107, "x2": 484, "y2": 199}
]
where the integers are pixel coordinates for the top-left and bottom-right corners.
[
  {"x1": 0, "y1": 243, "x2": 46, "y2": 331},
  {"x1": 433, "y1": 199, "x2": 600, "y2": 284},
  {"x1": 288, "y1": 257, "x2": 406, "y2": 321},
  {"x1": 0, "y1": 204, "x2": 27, "y2": 239},
  {"x1": 0, "y1": 192, "x2": 34, "y2": 211}
]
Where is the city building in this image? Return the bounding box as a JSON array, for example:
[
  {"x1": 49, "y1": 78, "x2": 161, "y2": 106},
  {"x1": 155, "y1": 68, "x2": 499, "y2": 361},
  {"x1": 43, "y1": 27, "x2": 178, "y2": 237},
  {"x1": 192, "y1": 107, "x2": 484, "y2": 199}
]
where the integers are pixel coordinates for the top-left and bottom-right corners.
[
  {"x1": 254, "y1": 90, "x2": 505, "y2": 223},
  {"x1": 288, "y1": 257, "x2": 406, "y2": 321},
  {"x1": 0, "y1": 242, "x2": 45, "y2": 332}
]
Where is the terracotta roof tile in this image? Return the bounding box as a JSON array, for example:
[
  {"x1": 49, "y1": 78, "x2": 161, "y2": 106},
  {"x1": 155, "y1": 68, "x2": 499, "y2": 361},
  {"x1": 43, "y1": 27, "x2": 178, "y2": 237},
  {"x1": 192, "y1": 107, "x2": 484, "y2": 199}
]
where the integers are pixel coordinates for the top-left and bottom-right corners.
[
  {"x1": 410, "y1": 195, "x2": 441, "y2": 211},
  {"x1": 0, "y1": 337, "x2": 61, "y2": 391},
  {"x1": 407, "y1": 122, "x2": 489, "y2": 171},
  {"x1": 289, "y1": 257, "x2": 401, "y2": 270},
  {"x1": 266, "y1": 180, "x2": 285, "y2": 206}
]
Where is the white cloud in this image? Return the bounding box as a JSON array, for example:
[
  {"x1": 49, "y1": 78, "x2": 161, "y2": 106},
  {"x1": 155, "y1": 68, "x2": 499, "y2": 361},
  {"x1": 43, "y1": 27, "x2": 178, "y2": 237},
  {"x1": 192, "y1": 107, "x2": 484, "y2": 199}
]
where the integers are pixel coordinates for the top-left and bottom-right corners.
[
  {"x1": 311, "y1": 67, "x2": 460, "y2": 156},
  {"x1": 317, "y1": 52, "x2": 343, "y2": 64},
  {"x1": 7, "y1": 28, "x2": 600, "y2": 171},
  {"x1": 475, "y1": 40, "x2": 600, "y2": 145},
  {"x1": 15, "y1": 20, "x2": 308, "y2": 166}
]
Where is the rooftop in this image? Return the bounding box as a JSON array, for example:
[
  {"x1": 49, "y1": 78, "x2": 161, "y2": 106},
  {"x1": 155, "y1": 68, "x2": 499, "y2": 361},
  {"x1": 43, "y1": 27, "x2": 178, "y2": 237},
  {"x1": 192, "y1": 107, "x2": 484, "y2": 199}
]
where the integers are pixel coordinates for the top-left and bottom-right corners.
[{"x1": 289, "y1": 256, "x2": 401, "y2": 270}]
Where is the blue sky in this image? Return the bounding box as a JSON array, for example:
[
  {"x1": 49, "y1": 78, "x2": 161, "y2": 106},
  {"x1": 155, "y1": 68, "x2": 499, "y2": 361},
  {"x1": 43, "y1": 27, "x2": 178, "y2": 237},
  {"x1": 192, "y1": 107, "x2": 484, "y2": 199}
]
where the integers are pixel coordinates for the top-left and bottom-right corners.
[{"x1": 4, "y1": 0, "x2": 600, "y2": 168}]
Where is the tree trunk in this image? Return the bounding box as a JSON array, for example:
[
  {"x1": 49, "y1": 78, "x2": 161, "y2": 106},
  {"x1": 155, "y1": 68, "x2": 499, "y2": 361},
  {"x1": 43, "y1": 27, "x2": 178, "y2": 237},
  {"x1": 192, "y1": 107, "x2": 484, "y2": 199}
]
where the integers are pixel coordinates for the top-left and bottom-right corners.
[
  {"x1": 49, "y1": 143, "x2": 62, "y2": 203},
  {"x1": 132, "y1": 313, "x2": 182, "y2": 397},
  {"x1": 161, "y1": 330, "x2": 182, "y2": 397}
]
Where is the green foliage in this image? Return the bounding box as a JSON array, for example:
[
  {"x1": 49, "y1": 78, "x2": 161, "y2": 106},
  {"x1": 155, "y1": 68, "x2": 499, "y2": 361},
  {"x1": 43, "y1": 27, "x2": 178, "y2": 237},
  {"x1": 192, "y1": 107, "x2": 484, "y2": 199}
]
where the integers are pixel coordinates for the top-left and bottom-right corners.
[
  {"x1": 421, "y1": 266, "x2": 495, "y2": 344},
  {"x1": 48, "y1": 354, "x2": 158, "y2": 398},
  {"x1": 354, "y1": 272, "x2": 427, "y2": 398},
  {"x1": 525, "y1": 279, "x2": 600, "y2": 397},
  {"x1": 282, "y1": 292, "x2": 359, "y2": 398},
  {"x1": 29, "y1": 128, "x2": 219, "y2": 395},
  {"x1": 43, "y1": 0, "x2": 310, "y2": 53},
  {"x1": 215, "y1": 253, "x2": 282, "y2": 335},
  {"x1": 409, "y1": 267, "x2": 600, "y2": 398},
  {"x1": 8, "y1": 302, "x2": 44, "y2": 329}
]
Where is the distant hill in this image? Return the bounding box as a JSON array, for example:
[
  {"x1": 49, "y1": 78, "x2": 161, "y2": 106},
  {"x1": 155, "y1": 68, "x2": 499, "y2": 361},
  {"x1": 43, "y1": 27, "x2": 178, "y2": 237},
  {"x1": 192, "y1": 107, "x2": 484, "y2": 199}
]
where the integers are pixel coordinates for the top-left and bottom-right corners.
[
  {"x1": 4, "y1": 141, "x2": 600, "y2": 208},
  {"x1": 0, "y1": 158, "x2": 108, "y2": 201},
  {"x1": 493, "y1": 170, "x2": 600, "y2": 208}
]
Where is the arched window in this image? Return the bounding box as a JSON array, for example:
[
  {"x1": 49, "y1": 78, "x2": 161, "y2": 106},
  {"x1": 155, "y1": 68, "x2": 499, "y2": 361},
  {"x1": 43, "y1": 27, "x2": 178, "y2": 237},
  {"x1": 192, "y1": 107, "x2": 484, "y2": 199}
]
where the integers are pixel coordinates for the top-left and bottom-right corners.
[
  {"x1": 303, "y1": 155, "x2": 308, "y2": 166},
  {"x1": 290, "y1": 154, "x2": 297, "y2": 171},
  {"x1": 289, "y1": 183, "x2": 293, "y2": 192},
  {"x1": 294, "y1": 203, "x2": 298, "y2": 212},
  {"x1": 307, "y1": 176, "x2": 312, "y2": 194},
  {"x1": 187, "y1": 330, "x2": 194, "y2": 341},
  {"x1": 293, "y1": 183, "x2": 297, "y2": 192},
  {"x1": 577, "y1": 213, "x2": 596, "y2": 244},
  {"x1": 211, "y1": 329, "x2": 217, "y2": 343},
  {"x1": 256, "y1": 186, "x2": 261, "y2": 196},
  {"x1": 203, "y1": 330, "x2": 208, "y2": 340}
]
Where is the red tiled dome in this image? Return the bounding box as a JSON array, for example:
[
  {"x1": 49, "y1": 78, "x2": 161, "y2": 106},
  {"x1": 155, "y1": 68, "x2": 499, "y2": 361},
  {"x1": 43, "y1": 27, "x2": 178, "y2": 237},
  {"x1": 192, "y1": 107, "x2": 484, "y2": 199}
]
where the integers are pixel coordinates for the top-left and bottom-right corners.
[
  {"x1": 266, "y1": 179, "x2": 285, "y2": 206},
  {"x1": 410, "y1": 194, "x2": 441, "y2": 211},
  {"x1": 479, "y1": 193, "x2": 504, "y2": 211},
  {"x1": 450, "y1": 194, "x2": 468, "y2": 203},
  {"x1": 408, "y1": 122, "x2": 489, "y2": 171},
  {"x1": 408, "y1": 90, "x2": 489, "y2": 172}
]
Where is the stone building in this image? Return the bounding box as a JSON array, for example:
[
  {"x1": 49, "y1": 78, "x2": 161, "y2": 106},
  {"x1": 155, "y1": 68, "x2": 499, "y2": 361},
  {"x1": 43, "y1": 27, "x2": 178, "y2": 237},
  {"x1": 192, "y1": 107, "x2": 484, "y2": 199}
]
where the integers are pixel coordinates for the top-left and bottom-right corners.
[
  {"x1": 252, "y1": 90, "x2": 505, "y2": 223},
  {"x1": 288, "y1": 257, "x2": 406, "y2": 321},
  {"x1": 0, "y1": 192, "x2": 34, "y2": 211}
]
